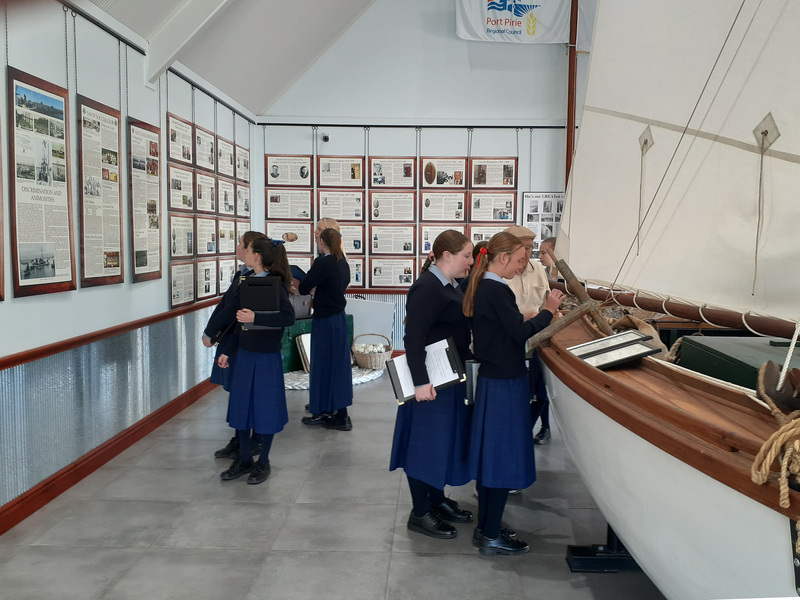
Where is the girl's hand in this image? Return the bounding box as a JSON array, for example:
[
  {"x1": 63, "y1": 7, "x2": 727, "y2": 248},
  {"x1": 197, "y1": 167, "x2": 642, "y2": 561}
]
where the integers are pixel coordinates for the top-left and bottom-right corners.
[
  {"x1": 544, "y1": 289, "x2": 565, "y2": 314},
  {"x1": 202, "y1": 335, "x2": 213, "y2": 348},
  {"x1": 415, "y1": 383, "x2": 437, "y2": 402},
  {"x1": 237, "y1": 308, "x2": 255, "y2": 323},
  {"x1": 217, "y1": 354, "x2": 230, "y2": 369}
]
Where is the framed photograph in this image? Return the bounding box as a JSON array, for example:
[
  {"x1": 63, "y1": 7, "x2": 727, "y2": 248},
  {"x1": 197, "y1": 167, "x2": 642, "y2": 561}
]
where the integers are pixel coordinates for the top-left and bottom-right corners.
[
  {"x1": 468, "y1": 224, "x2": 507, "y2": 243},
  {"x1": 217, "y1": 136, "x2": 235, "y2": 178},
  {"x1": 370, "y1": 257, "x2": 415, "y2": 288},
  {"x1": 196, "y1": 258, "x2": 218, "y2": 300},
  {"x1": 9, "y1": 67, "x2": 76, "y2": 298},
  {"x1": 419, "y1": 224, "x2": 467, "y2": 255},
  {"x1": 468, "y1": 191, "x2": 516, "y2": 222},
  {"x1": 369, "y1": 191, "x2": 415, "y2": 222},
  {"x1": 266, "y1": 154, "x2": 312, "y2": 187},
  {"x1": 420, "y1": 191, "x2": 466, "y2": 222},
  {"x1": 369, "y1": 156, "x2": 415, "y2": 188},
  {"x1": 195, "y1": 171, "x2": 216, "y2": 214},
  {"x1": 217, "y1": 218, "x2": 236, "y2": 255},
  {"x1": 266, "y1": 221, "x2": 313, "y2": 254},
  {"x1": 339, "y1": 224, "x2": 365, "y2": 255},
  {"x1": 370, "y1": 224, "x2": 415, "y2": 255},
  {"x1": 167, "y1": 113, "x2": 193, "y2": 166},
  {"x1": 419, "y1": 157, "x2": 466, "y2": 188},
  {"x1": 317, "y1": 156, "x2": 364, "y2": 188},
  {"x1": 169, "y1": 214, "x2": 195, "y2": 258},
  {"x1": 266, "y1": 188, "x2": 312, "y2": 220},
  {"x1": 168, "y1": 164, "x2": 194, "y2": 211},
  {"x1": 128, "y1": 118, "x2": 161, "y2": 283},
  {"x1": 235, "y1": 145, "x2": 250, "y2": 182},
  {"x1": 196, "y1": 216, "x2": 217, "y2": 256},
  {"x1": 318, "y1": 189, "x2": 364, "y2": 221},
  {"x1": 78, "y1": 95, "x2": 123, "y2": 288},
  {"x1": 217, "y1": 177, "x2": 236, "y2": 216},
  {"x1": 169, "y1": 260, "x2": 195, "y2": 308},
  {"x1": 347, "y1": 255, "x2": 365, "y2": 288},
  {"x1": 194, "y1": 125, "x2": 215, "y2": 173},
  {"x1": 235, "y1": 183, "x2": 250, "y2": 218},
  {"x1": 470, "y1": 157, "x2": 517, "y2": 188}
]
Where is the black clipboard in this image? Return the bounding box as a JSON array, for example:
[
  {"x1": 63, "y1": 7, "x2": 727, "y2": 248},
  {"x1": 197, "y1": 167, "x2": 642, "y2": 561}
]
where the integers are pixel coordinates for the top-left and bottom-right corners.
[
  {"x1": 386, "y1": 338, "x2": 466, "y2": 404},
  {"x1": 239, "y1": 275, "x2": 282, "y2": 331}
]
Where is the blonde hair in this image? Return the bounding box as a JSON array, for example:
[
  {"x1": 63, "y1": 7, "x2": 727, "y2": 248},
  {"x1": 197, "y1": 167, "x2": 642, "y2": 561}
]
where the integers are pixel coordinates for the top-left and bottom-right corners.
[
  {"x1": 462, "y1": 232, "x2": 523, "y2": 317},
  {"x1": 317, "y1": 218, "x2": 346, "y2": 258}
]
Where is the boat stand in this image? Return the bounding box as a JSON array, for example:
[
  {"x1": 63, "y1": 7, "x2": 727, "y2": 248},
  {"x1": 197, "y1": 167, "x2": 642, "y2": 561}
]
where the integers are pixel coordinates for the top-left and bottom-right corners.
[{"x1": 566, "y1": 525, "x2": 642, "y2": 573}]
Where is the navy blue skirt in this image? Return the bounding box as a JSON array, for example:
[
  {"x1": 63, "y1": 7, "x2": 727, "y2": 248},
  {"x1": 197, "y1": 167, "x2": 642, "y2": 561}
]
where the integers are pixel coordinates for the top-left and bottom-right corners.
[
  {"x1": 468, "y1": 375, "x2": 535, "y2": 489},
  {"x1": 210, "y1": 347, "x2": 235, "y2": 392},
  {"x1": 308, "y1": 312, "x2": 353, "y2": 414},
  {"x1": 389, "y1": 383, "x2": 472, "y2": 489},
  {"x1": 227, "y1": 349, "x2": 288, "y2": 434}
]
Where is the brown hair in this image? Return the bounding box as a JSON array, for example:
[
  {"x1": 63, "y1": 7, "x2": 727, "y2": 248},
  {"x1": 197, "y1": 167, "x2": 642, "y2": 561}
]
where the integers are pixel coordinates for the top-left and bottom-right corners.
[
  {"x1": 317, "y1": 218, "x2": 346, "y2": 258},
  {"x1": 250, "y1": 237, "x2": 291, "y2": 286},
  {"x1": 420, "y1": 230, "x2": 471, "y2": 275},
  {"x1": 320, "y1": 228, "x2": 344, "y2": 261},
  {"x1": 462, "y1": 232, "x2": 523, "y2": 317},
  {"x1": 241, "y1": 230, "x2": 266, "y2": 248}
]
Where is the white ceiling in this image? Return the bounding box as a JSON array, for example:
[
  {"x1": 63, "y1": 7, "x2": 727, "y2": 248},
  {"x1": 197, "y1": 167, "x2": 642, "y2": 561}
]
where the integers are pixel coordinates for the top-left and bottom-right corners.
[{"x1": 84, "y1": 0, "x2": 378, "y2": 116}]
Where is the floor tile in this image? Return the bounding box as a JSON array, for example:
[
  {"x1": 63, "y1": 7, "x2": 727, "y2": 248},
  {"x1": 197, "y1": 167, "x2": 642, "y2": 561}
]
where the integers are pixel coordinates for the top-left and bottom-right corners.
[{"x1": 295, "y1": 467, "x2": 401, "y2": 505}]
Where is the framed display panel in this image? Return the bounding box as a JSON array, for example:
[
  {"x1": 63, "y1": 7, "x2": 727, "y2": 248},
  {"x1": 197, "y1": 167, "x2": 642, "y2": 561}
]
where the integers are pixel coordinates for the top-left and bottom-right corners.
[
  {"x1": 370, "y1": 257, "x2": 415, "y2": 288},
  {"x1": 266, "y1": 154, "x2": 312, "y2": 187},
  {"x1": 217, "y1": 177, "x2": 236, "y2": 216},
  {"x1": 468, "y1": 191, "x2": 516, "y2": 223},
  {"x1": 235, "y1": 145, "x2": 250, "y2": 182},
  {"x1": 347, "y1": 255, "x2": 365, "y2": 288},
  {"x1": 194, "y1": 125, "x2": 216, "y2": 173},
  {"x1": 128, "y1": 118, "x2": 162, "y2": 283},
  {"x1": 167, "y1": 113, "x2": 193, "y2": 166},
  {"x1": 369, "y1": 191, "x2": 415, "y2": 222},
  {"x1": 420, "y1": 157, "x2": 467, "y2": 188},
  {"x1": 77, "y1": 95, "x2": 123, "y2": 287},
  {"x1": 169, "y1": 213, "x2": 195, "y2": 258},
  {"x1": 289, "y1": 255, "x2": 313, "y2": 274},
  {"x1": 266, "y1": 221, "x2": 313, "y2": 254},
  {"x1": 169, "y1": 260, "x2": 195, "y2": 308},
  {"x1": 420, "y1": 191, "x2": 466, "y2": 222},
  {"x1": 339, "y1": 224, "x2": 365, "y2": 255},
  {"x1": 419, "y1": 224, "x2": 467, "y2": 255},
  {"x1": 217, "y1": 136, "x2": 235, "y2": 178},
  {"x1": 317, "y1": 156, "x2": 364, "y2": 188},
  {"x1": 236, "y1": 183, "x2": 250, "y2": 218},
  {"x1": 318, "y1": 189, "x2": 364, "y2": 221},
  {"x1": 370, "y1": 224, "x2": 415, "y2": 255},
  {"x1": 168, "y1": 163, "x2": 194, "y2": 212},
  {"x1": 196, "y1": 258, "x2": 218, "y2": 300},
  {"x1": 266, "y1": 188, "x2": 312, "y2": 220},
  {"x1": 468, "y1": 224, "x2": 507, "y2": 243},
  {"x1": 235, "y1": 220, "x2": 250, "y2": 246},
  {"x1": 195, "y1": 171, "x2": 216, "y2": 214},
  {"x1": 470, "y1": 157, "x2": 518, "y2": 188},
  {"x1": 218, "y1": 218, "x2": 236, "y2": 255},
  {"x1": 369, "y1": 156, "x2": 415, "y2": 188},
  {"x1": 196, "y1": 215, "x2": 218, "y2": 256},
  {"x1": 218, "y1": 256, "x2": 237, "y2": 295},
  {"x1": 9, "y1": 67, "x2": 76, "y2": 297}
]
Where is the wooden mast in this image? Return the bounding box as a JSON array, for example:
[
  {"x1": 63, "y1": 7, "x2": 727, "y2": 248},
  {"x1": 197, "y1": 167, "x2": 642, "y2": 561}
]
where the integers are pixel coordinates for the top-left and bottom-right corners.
[{"x1": 565, "y1": 0, "x2": 579, "y2": 187}]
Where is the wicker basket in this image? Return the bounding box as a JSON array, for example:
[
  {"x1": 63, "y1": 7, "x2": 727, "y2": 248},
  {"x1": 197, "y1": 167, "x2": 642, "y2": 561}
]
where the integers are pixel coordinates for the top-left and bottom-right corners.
[{"x1": 351, "y1": 333, "x2": 392, "y2": 370}]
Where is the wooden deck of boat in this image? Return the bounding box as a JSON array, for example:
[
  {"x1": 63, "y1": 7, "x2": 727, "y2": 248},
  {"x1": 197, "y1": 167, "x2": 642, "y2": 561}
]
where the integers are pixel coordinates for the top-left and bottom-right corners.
[{"x1": 540, "y1": 317, "x2": 800, "y2": 521}]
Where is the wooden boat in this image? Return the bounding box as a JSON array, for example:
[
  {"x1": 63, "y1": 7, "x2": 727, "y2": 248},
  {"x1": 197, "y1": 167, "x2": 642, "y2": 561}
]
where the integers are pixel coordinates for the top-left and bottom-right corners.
[{"x1": 540, "y1": 1, "x2": 800, "y2": 598}]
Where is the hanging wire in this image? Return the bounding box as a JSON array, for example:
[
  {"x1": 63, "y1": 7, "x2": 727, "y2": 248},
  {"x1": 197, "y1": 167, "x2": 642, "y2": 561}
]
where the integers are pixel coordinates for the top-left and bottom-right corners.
[
  {"x1": 71, "y1": 11, "x2": 77, "y2": 91},
  {"x1": 214, "y1": 100, "x2": 218, "y2": 175},
  {"x1": 637, "y1": 139, "x2": 647, "y2": 256},
  {"x1": 609, "y1": 0, "x2": 752, "y2": 291},
  {"x1": 752, "y1": 129, "x2": 767, "y2": 295},
  {"x1": 124, "y1": 45, "x2": 129, "y2": 115},
  {"x1": 364, "y1": 126, "x2": 370, "y2": 192},
  {"x1": 466, "y1": 127, "x2": 473, "y2": 159},
  {"x1": 157, "y1": 75, "x2": 162, "y2": 126},
  {"x1": 5, "y1": 0, "x2": 9, "y2": 67},
  {"x1": 117, "y1": 40, "x2": 121, "y2": 111},
  {"x1": 528, "y1": 128, "x2": 534, "y2": 191},
  {"x1": 63, "y1": 5, "x2": 69, "y2": 88}
]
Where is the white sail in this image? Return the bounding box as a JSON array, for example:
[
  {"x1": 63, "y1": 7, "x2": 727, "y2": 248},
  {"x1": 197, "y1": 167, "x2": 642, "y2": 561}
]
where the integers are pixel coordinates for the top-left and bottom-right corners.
[{"x1": 560, "y1": 0, "x2": 800, "y2": 324}]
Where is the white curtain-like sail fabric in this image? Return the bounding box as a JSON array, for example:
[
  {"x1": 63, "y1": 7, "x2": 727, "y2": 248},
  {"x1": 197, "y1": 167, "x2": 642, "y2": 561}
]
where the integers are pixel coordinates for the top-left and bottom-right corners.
[{"x1": 559, "y1": 0, "x2": 800, "y2": 323}]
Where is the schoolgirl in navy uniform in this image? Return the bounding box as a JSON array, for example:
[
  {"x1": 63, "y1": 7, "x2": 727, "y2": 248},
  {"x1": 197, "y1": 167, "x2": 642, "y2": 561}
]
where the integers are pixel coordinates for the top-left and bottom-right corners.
[
  {"x1": 462, "y1": 232, "x2": 564, "y2": 554},
  {"x1": 202, "y1": 231, "x2": 265, "y2": 459},
  {"x1": 217, "y1": 237, "x2": 296, "y2": 484},
  {"x1": 299, "y1": 219, "x2": 354, "y2": 431},
  {"x1": 390, "y1": 230, "x2": 475, "y2": 539}
]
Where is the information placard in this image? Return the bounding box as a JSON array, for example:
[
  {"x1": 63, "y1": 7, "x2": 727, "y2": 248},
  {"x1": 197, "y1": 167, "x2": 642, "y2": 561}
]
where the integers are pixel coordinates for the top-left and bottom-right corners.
[
  {"x1": 468, "y1": 191, "x2": 516, "y2": 222},
  {"x1": 266, "y1": 188, "x2": 312, "y2": 220},
  {"x1": 217, "y1": 177, "x2": 236, "y2": 216},
  {"x1": 370, "y1": 257, "x2": 415, "y2": 288},
  {"x1": 420, "y1": 157, "x2": 466, "y2": 188},
  {"x1": 369, "y1": 191, "x2": 415, "y2": 222},
  {"x1": 318, "y1": 189, "x2": 364, "y2": 221},
  {"x1": 266, "y1": 154, "x2": 312, "y2": 187},
  {"x1": 194, "y1": 125, "x2": 215, "y2": 173},
  {"x1": 217, "y1": 136, "x2": 234, "y2": 178},
  {"x1": 470, "y1": 157, "x2": 517, "y2": 188},
  {"x1": 128, "y1": 119, "x2": 161, "y2": 282},
  {"x1": 266, "y1": 221, "x2": 313, "y2": 254},
  {"x1": 168, "y1": 164, "x2": 194, "y2": 212},
  {"x1": 170, "y1": 261, "x2": 195, "y2": 307},
  {"x1": 369, "y1": 157, "x2": 415, "y2": 188},
  {"x1": 370, "y1": 225, "x2": 415, "y2": 255},
  {"x1": 420, "y1": 191, "x2": 466, "y2": 222},
  {"x1": 167, "y1": 113, "x2": 193, "y2": 166},
  {"x1": 196, "y1": 258, "x2": 218, "y2": 299},
  {"x1": 317, "y1": 156, "x2": 364, "y2": 188}
]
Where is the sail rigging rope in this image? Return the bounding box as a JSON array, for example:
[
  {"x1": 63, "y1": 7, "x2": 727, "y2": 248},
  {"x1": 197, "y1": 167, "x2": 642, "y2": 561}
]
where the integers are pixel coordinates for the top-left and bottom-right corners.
[
  {"x1": 752, "y1": 130, "x2": 767, "y2": 295},
  {"x1": 778, "y1": 321, "x2": 800, "y2": 391},
  {"x1": 608, "y1": 0, "x2": 753, "y2": 292}
]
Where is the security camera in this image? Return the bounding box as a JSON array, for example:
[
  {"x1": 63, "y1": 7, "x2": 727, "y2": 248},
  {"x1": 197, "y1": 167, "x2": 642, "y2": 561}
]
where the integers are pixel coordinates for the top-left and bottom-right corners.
[{"x1": 321, "y1": 133, "x2": 330, "y2": 143}]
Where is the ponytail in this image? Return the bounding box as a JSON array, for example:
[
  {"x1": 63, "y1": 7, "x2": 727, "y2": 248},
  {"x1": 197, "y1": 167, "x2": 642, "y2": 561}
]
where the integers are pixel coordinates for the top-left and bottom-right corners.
[
  {"x1": 462, "y1": 232, "x2": 522, "y2": 317},
  {"x1": 320, "y1": 228, "x2": 344, "y2": 261}
]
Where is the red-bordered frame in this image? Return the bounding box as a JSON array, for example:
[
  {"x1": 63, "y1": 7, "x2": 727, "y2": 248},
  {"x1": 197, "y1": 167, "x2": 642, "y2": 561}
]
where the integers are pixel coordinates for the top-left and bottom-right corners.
[
  {"x1": 368, "y1": 156, "x2": 415, "y2": 188},
  {"x1": 166, "y1": 112, "x2": 193, "y2": 167},
  {"x1": 419, "y1": 156, "x2": 467, "y2": 189},
  {"x1": 368, "y1": 190, "x2": 416, "y2": 222},
  {"x1": 317, "y1": 155, "x2": 364, "y2": 188},
  {"x1": 317, "y1": 188, "x2": 365, "y2": 222},
  {"x1": 167, "y1": 163, "x2": 195, "y2": 213},
  {"x1": 467, "y1": 223, "x2": 508, "y2": 244},
  {"x1": 169, "y1": 213, "x2": 195, "y2": 259},
  {"x1": 368, "y1": 256, "x2": 415, "y2": 289},
  {"x1": 347, "y1": 255, "x2": 365, "y2": 288},
  {"x1": 217, "y1": 135, "x2": 235, "y2": 179},
  {"x1": 194, "y1": 169, "x2": 217, "y2": 215},
  {"x1": 217, "y1": 176, "x2": 236, "y2": 217},
  {"x1": 196, "y1": 257, "x2": 218, "y2": 300},
  {"x1": 338, "y1": 223, "x2": 365, "y2": 255},
  {"x1": 467, "y1": 190, "x2": 517, "y2": 223},
  {"x1": 235, "y1": 144, "x2": 250, "y2": 183},
  {"x1": 368, "y1": 224, "x2": 416, "y2": 255},
  {"x1": 128, "y1": 117, "x2": 162, "y2": 283},
  {"x1": 194, "y1": 124, "x2": 216, "y2": 174},
  {"x1": 419, "y1": 190, "x2": 466, "y2": 222},
  {"x1": 266, "y1": 221, "x2": 314, "y2": 254},
  {"x1": 235, "y1": 182, "x2": 250, "y2": 219},
  {"x1": 265, "y1": 154, "x2": 313, "y2": 187},
  {"x1": 217, "y1": 217, "x2": 237, "y2": 256},
  {"x1": 169, "y1": 259, "x2": 195, "y2": 308},
  {"x1": 266, "y1": 187, "x2": 313, "y2": 221},
  {"x1": 418, "y1": 224, "x2": 467, "y2": 256},
  {"x1": 469, "y1": 156, "x2": 518, "y2": 189},
  {"x1": 195, "y1": 214, "x2": 218, "y2": 257}
]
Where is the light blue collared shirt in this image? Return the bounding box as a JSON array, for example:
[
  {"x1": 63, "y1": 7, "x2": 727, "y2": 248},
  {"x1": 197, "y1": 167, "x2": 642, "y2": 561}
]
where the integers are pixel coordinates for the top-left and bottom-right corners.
[
  {"x1": 482, "y1": 271, "x2": 508, "y2": 285},
  {"x1": 429, "y1": 264, "x2": 458, "y2": 288}
]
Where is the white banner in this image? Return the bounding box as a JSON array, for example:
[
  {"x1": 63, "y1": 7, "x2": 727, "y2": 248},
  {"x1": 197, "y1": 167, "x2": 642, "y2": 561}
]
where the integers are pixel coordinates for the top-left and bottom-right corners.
[{"x1": 455, "y1": 0, "x2": 594, "y2": 49}]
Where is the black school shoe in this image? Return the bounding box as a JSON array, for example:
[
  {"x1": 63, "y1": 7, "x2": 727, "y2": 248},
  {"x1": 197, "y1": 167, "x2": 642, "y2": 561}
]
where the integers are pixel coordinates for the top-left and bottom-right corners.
[
  {"x1": 472, "y1": 527, "x2": 517, "y2": 548},
  {"x1": 301, "y1": 413, "x2": 331, "y2": 426},
  {"x1": 322, "y1": 415, "x2": 352, "y2": 431},
  {"x1": 247, "y1": 462, "x2": 271, "y2": 485},
  {"x1": 214, "y1": 437, "x2": 239, "y2": 458},
  {"x1": 220, "y1": 459, "x2": 254, "y2": 481},
  {"x1": 431, "y1": 498, "x2": 473, "y2": 523},
  {"x1": 407, "y1": 510, "x2": 457, "y2": 539},
  {"x1": 477, "y1": 530, "x2": 529, "y2": 556}
]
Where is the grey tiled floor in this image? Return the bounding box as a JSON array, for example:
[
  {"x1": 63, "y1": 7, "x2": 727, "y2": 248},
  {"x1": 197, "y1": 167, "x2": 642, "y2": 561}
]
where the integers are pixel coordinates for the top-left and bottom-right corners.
[{"x1": 0, "y1": 374, "x2": 665, "y2": 599}]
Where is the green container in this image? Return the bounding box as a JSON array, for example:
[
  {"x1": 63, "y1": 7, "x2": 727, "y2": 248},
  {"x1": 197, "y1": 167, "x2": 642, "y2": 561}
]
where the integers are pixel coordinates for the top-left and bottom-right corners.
[{"x1": 280, "y1": 315, "x2": 355, "y2": 373}]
